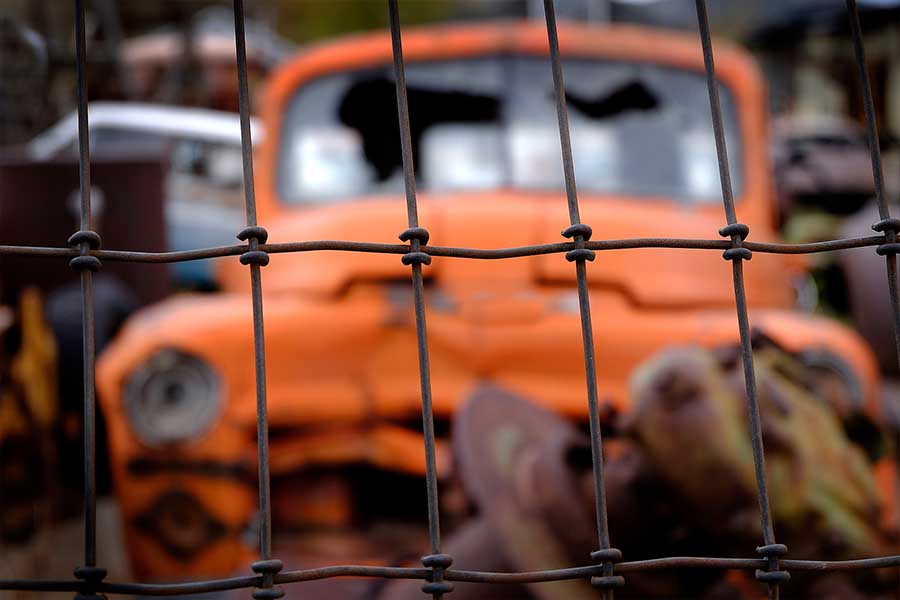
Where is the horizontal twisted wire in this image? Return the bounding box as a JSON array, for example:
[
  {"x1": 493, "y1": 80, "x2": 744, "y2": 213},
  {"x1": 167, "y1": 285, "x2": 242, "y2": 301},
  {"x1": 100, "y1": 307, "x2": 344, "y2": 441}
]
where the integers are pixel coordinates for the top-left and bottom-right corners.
[
  {"x1": 0, "y1": 234, "x2": 886, "y2": 263},
  {"x1": 5, "y1": 554, "x2": 900, "y2": 596}
]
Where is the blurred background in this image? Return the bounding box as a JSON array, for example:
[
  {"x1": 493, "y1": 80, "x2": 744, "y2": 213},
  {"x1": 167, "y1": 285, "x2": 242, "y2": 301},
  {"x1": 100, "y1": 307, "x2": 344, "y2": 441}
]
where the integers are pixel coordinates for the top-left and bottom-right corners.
[
  {"x1": 5, "y1": 0, "x2": 900, "y2": 140},
  {"x1": 3, "y1": 1, "x2": 900, "y2": 598}
]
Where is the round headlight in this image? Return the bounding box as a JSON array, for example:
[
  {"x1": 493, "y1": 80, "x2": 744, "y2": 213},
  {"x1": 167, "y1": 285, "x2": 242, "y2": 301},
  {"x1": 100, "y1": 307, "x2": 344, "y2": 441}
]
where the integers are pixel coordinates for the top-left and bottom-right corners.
[{"x1": 124, "y1": 349, "x2": 221, "y2": 446}]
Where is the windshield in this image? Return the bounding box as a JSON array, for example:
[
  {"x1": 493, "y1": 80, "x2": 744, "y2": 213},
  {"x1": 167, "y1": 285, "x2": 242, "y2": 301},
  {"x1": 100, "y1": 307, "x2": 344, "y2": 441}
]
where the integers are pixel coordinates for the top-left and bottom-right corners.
[{"x1": 277, "y1": 57, "x2": 742, "y2": 205}]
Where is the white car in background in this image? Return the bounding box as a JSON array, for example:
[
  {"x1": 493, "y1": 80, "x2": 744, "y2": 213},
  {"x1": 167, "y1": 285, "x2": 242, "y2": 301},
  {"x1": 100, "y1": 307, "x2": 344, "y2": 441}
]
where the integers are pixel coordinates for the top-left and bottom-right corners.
[{"x1": 27, "y1": 102, "x2": 263, "y2": 289}]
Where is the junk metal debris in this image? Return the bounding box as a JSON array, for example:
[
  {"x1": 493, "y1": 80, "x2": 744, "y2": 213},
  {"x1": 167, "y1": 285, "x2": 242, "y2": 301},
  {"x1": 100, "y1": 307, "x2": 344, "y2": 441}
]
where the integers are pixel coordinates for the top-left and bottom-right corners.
[{"x1": 381, "y1": 339, "x2": 894, "y2": 599}]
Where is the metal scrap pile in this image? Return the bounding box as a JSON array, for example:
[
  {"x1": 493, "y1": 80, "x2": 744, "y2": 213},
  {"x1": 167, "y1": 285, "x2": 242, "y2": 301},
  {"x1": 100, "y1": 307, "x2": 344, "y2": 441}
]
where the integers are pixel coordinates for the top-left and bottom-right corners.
[{"x1": 380, "y1": 338, "x2": 896, "y2": 599}]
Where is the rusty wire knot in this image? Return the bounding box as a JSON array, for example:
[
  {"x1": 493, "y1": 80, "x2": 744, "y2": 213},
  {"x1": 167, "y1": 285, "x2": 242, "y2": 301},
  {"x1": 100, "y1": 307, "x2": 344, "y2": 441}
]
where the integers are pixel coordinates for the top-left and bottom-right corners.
[
  {"x1": 237, "y1": 226, "x2": 270, "y2": 267},
  {"x1": 590, "y1": 548, "x2": 625, "y2": 589},
  {"x1": 399, "y1": 227, "x2": 432, "y2": 266},
  {"x1": 719, "y1": 223, "x2": 752, "y2": 261},
  {"x1": 873, "y1": 218, "x2": 900, "y2": 256},
  {"x1": 754, "y1": 543, "x2": 789, "y2": 585},
  {"x1": 68, "y1": 230, "x2": 102, "y2": 272},
  {"x1": 73, "y1": 565, "x2": 106, "y2": 599},
  {"x1": 562, "y1": 224, "x2": 596, "y2": 262},
  {"x1": 251, "y1": 559, "x2": 284, "y2": 599},
  {"x1": 421, "y1": 553, "x2": 453, "y2": 596}
]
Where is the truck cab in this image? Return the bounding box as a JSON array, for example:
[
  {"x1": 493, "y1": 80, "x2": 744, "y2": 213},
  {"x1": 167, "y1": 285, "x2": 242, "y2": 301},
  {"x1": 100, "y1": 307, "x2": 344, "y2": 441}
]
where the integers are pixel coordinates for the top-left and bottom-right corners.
[{"x1": 96, "y1": 22, "x2": 879, "y2": 580}]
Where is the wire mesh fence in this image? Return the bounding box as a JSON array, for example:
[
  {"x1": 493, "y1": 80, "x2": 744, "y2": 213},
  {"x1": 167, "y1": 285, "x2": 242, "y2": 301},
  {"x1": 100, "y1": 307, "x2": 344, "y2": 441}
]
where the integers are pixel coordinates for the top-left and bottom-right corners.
[{"x1": 2, "y1": 0, "x2": 900, "y2": 598}]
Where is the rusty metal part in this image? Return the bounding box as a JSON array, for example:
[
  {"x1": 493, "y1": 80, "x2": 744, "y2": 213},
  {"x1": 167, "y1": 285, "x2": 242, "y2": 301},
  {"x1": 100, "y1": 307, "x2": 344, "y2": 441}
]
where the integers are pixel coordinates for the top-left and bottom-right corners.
[
  {"x1": 449, "y1": 387, "x2": 729, "y2": 598},
  {"x1": 627, "y1": 344, "x2": 893, "y2": 587},
  {"x1": 452, "y1": 387, "x2": 753, "y2": 599},
  {"x1": 452, "y1": 386, "x2": 597, "y2": 600}
]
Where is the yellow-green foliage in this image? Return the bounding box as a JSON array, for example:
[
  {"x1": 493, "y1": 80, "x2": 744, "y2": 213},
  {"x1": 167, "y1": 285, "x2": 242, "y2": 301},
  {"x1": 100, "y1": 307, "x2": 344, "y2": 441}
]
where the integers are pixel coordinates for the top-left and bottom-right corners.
[{"x1": 275, "y1": 0, "x2": 457, "y2": 43}]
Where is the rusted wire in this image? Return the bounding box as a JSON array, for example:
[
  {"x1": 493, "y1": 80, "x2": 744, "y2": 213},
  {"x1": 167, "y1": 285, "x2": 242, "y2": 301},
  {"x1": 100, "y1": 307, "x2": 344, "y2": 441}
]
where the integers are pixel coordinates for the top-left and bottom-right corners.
[
  {"x1": 846, "y1": 0, "x2": 900, "y2": 376},
  {"x1": 0, "y1": 235, "x2": 887, "y2": 263},
  {"x1": 542, "y1": 1, "x2": 620, "y2": 597},
  {"x1": 71, "y1": 1, "x2": 106, "y2": 598},
  {"x1": 388, "y1": 1, "x2": 451, "y2": 597},
  {"x1": 231, "y1": 0, "x2": 282, "y2": 598},
  {"x1": 694, "y1": 0, "x2": 785, "y2": 597},
  {"x1": 7, "y1": 0, "x2": 900, "y2": 598},
  {"x1": 12, "y1": 554, "x2": 900, "y2": 596}
]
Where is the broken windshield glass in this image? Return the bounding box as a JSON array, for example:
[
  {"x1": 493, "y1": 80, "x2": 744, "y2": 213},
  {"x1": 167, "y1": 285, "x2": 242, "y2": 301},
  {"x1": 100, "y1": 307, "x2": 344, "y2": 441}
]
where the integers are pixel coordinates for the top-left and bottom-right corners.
[{"x1": 277, "y1": 56, "x2": 742, "y2": 204}]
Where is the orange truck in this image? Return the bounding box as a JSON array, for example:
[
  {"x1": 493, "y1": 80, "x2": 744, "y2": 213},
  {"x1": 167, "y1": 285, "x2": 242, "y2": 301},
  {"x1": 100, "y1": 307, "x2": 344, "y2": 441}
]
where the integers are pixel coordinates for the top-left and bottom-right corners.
[{"x1": 96, "y1": 22, "x2": 883, "y2": 580}]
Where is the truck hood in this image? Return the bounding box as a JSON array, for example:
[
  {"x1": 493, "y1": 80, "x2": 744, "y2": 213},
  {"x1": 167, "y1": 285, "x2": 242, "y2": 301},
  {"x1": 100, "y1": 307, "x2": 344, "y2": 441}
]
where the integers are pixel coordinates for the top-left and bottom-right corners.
[{"x1": 218, "y1": 193, "x2": 794, "y2": 309}]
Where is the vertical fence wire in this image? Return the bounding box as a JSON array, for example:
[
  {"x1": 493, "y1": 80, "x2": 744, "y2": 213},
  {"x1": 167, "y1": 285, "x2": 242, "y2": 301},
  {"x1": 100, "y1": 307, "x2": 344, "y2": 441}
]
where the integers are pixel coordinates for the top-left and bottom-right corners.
[
  {"x1": 542, "y1": 2, "x2": 622, "y2": 597},
  {"x1": 845, "y1": 0, "x2": 900, "y2": 372},
  {"x1": 845, "y1": 10, "x2": 900, "y2": 596},
  {"x1": 232, "y1": 0, "x2": 282, "y2": 597},
  {"x1": 71, "y1": 0, "x2": 106, "y2": 597},
  {"x1": 74, "y1": 0, "x2": 95, "y2": 567},
  {"x1": 387, "y1": 1, "x2": 452, "y2": 597},
  {"x1": 693, "y1": 1, "x2": 787, "y2": 598}
]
